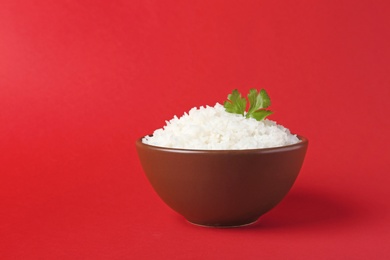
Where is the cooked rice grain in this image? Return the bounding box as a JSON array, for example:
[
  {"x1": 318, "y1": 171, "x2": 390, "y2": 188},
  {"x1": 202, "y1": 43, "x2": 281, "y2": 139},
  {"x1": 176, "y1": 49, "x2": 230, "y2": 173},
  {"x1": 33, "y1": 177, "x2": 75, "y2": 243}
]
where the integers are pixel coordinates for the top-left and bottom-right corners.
[{"x1": 142, "y1": 103, "x2": 300, "y2": 150}]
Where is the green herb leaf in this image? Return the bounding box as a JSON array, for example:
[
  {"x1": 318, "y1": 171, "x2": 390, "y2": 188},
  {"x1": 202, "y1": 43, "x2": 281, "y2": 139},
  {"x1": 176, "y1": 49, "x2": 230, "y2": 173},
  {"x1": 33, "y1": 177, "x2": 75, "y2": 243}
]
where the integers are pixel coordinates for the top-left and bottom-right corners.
[
  {"x1": 223, "y1": 89, "x2": 247, "y2": 116},
  {"x1": 248, "y1": 109, "x2": 273, "y2": 121},
  {"x1": 247, "y1": 89, "x2": 271, "y2": 114},
  {"x1": 224, "y1": 88, "x2": 273, "y2": 121},
  {"x1": 259, "y1": 89, "x2": 271, "y2": 109}
]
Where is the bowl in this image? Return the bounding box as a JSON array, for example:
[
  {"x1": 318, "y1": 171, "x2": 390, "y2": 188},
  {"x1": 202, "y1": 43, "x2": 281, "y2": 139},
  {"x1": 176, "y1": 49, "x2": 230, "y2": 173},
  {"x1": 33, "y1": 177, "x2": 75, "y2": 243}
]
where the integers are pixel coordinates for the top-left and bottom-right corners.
[{"x1": 136, "y1": 136, "x2": 308, "y2": 227}]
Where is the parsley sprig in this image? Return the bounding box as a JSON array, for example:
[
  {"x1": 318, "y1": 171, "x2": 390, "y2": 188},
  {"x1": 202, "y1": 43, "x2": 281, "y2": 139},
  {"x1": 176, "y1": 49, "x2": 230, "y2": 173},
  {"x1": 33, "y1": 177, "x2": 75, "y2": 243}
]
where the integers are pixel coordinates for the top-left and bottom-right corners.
[{"x1": 223, "y1": 89, "x2": 273, "y2": 121}]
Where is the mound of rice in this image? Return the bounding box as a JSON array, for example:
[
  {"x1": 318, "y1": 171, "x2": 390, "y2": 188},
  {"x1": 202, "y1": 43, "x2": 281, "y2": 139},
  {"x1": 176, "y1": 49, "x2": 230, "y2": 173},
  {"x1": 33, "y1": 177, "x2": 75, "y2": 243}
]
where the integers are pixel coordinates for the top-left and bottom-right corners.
[{"x1": 142, "y1": 103, "x2": 300, "y2": 150}]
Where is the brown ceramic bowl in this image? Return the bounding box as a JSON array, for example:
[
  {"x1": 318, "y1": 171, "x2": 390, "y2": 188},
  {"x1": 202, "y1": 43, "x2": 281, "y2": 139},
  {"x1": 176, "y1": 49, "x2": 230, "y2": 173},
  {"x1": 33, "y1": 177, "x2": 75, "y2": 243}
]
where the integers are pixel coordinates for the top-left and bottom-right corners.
[{"x1": 136, "y1": 136, "x2": 308, "y2": 227}]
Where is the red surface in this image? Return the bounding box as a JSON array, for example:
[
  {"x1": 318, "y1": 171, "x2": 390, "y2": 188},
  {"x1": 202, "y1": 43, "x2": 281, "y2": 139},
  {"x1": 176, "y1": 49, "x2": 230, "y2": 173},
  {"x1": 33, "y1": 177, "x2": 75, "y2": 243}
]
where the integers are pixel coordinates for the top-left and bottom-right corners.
[{"x1": 1, "y1": 0, "x2": 389, "y2": 259}]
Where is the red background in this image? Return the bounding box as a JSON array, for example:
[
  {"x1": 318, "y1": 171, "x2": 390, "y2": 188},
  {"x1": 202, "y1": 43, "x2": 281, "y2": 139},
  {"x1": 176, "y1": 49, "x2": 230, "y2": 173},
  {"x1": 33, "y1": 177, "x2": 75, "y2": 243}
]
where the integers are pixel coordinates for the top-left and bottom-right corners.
[{"x1": 1, "y1": 0, "x2": 389, "y2": 259}]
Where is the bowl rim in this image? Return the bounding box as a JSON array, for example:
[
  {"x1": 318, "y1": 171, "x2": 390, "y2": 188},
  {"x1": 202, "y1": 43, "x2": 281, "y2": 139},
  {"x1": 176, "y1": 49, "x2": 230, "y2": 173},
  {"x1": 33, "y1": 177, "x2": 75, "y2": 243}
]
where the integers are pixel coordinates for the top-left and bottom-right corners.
[{"x1": 136, "y1": 135, "x2": 308, "y2": 154}]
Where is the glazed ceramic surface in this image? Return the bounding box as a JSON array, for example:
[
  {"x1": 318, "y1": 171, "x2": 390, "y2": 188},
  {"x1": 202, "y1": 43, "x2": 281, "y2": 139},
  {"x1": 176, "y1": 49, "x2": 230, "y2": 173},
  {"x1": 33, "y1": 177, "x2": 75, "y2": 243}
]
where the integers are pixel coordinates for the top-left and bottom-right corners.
[{"x1": 136, "y1": 136, "x2": 308, "y2": 227}]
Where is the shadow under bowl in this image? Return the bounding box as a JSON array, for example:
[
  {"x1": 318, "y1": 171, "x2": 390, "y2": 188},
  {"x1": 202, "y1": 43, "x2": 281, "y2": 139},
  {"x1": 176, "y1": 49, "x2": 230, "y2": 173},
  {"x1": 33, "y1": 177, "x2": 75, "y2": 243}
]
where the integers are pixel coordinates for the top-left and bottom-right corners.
[{"x1": 136, "y1": 136, "x2": 308, "y2": 228}]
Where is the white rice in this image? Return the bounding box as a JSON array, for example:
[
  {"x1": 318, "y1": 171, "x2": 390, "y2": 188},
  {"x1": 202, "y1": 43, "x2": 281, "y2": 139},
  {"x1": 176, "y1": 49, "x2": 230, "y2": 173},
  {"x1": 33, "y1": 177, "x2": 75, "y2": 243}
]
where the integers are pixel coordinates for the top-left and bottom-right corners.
[{"x1": 142, "y1": 103, "x2": 300, "y2": 150}]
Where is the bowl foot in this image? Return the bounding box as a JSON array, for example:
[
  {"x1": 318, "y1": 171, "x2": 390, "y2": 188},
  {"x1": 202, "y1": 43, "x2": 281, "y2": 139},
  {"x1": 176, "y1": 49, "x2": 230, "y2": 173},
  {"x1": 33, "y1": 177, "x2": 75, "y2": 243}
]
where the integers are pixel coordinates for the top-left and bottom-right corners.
[{"x1": 186, "y1": 218, "x2": 259, "y2": 228}]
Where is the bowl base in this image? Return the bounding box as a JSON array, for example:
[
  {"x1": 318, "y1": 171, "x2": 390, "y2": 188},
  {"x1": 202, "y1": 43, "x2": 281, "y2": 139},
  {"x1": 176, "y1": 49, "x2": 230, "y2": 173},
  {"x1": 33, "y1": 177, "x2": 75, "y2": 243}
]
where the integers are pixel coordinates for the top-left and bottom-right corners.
[{"x1": 186, "y1": 219, "x2": 259, "y2": 228}]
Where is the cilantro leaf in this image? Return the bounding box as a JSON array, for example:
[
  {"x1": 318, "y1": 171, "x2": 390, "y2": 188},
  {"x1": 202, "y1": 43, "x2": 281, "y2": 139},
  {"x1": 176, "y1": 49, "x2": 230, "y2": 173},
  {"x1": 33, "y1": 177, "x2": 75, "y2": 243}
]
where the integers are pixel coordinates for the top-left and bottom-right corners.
[
  {"x1": 259, "y1": 89, "x2": 271, "y2": 109},
  {"x1": 249, "y1": 109, "x2": 273, "y2": 121},
  {"x1": 247, "y1": 89, "x2": 260, "y2": 115},
  {"x1": 247, "y1": 89, "x2": 271, "y2": 114},
  {"x1": 223, "y1": 89, "x2": 247, "y2": 116},
  {"x1": 224, "y1": 88, "x2": 273, "y2": 121}
]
